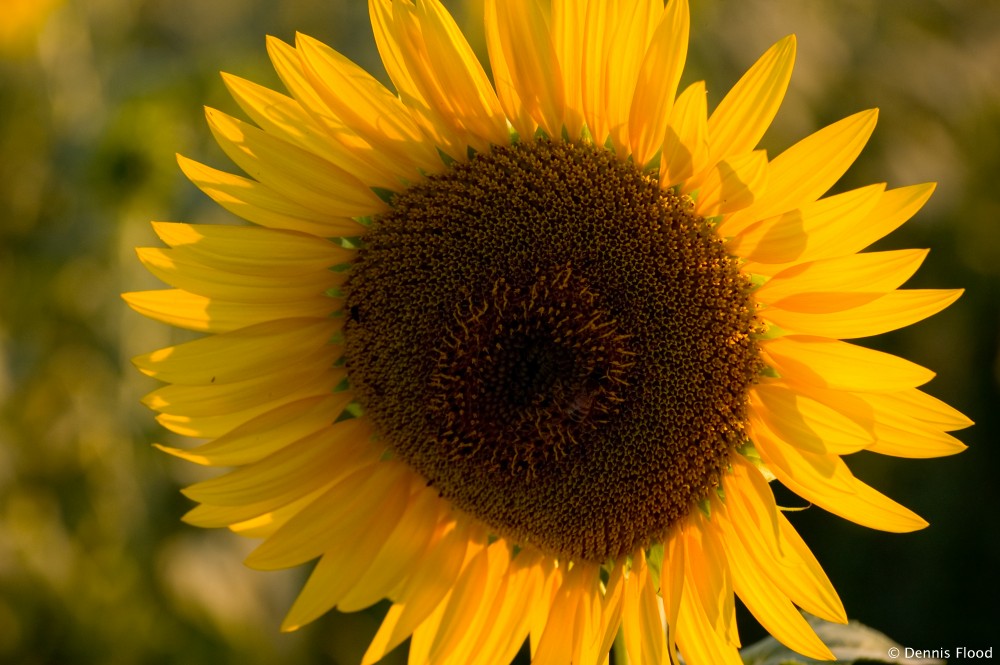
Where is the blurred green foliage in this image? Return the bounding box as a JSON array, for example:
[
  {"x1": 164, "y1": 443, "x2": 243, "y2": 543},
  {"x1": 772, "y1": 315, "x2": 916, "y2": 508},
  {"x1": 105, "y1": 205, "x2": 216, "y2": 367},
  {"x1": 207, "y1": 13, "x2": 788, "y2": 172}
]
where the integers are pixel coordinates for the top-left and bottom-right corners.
[{"x1": 1, "y1": 0, "x2": 997, "y2": 663}]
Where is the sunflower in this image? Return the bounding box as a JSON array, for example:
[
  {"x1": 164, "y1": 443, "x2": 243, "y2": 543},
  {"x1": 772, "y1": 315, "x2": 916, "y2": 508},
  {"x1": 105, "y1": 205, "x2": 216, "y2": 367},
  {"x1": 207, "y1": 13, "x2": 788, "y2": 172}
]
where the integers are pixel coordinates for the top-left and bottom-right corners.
[{"x1": 126, "y1": 1, "x2": 971, "y2": 663}]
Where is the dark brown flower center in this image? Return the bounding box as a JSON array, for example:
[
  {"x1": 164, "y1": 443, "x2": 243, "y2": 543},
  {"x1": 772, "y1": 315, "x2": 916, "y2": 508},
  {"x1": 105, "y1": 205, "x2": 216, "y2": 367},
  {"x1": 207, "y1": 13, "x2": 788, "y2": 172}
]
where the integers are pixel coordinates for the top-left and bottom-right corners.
[{"x1": 343, "y1": 139, "x2": 761, "y2": 562}]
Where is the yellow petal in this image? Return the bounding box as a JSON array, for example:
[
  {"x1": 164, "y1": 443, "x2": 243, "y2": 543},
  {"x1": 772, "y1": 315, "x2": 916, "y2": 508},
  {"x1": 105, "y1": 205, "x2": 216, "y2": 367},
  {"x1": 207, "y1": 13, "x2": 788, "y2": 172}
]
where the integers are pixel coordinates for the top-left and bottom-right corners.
[
  {"x1": 659, "y1": 81, "x2": 708, "y2": 189},
  {"x1": 177, "y1": 155, "x2": 364, "y2": 237},
  {"x1": 726, "y1": 109, "x2": 879, "y2": 226},
  {"x1": 182, "y1": 418, "x2": 375, "y2": 509},
  {"x1": 368, "y1": 0, "x2": 439, "y2": 143},
  {"x1": 756, "y1": 249, "x2": 928, "y2": 306},
  {"x1": 361, "y1": 520, "x2": 473, "y2": 665},
  {"x1": 595, "y1": 562, "x2": 628, "y2": 662},
  {"x1": 675, "y1": 555, "x2": 743, "y2": 665},
  {"x1": 713, "y1": 495, "x2": 835, "y2": 661},
  {"x1": 659, "y1": 532, "x2": 686, "y2": 644},
  {"x1": 483, "y1": 0, "x2": 535, "y2": 139},
  {"x1": 142, "y1": 362, "x2": 338, "y2": 417},
  {"x1": 866, "y1": 415, "x2": 968, "y2": 459},
  {"x1": 468, "y1": 550, "x2": 551, "y2": 665},
  {"x1": 425, "y1": 542, "x2": 512, "y2": 663},
  {"x1": 863, "y1": 388, "x2": 973, "y2": 431},
  {"x1": 281, "y1": 468, "x2": 413, "y2": 630},
  {"x1": 150, "y1": 221, "x2": 352, "y2": 273},
  {"x1": 182, "y1": 484, "x2": 331, "y2": 530},
  {"x1": 751, "y1": 384, "x2": 873, "y2": 455},
  {"x1": 205, "y1": 107, "x2": 383, "y2": 218},
  {"x1": 579, "y1": 0, "x2": 617, "y2": 143},
  {"x1": 487, "y1": 0, "x2": 564, "y2": 138},
  {"x1": 762, "y1": 335, "x2": 935, "y2": 393},
  {"x1": 782, "y1": 383, "x2": 967, "y2": 459},
  {"x1": 604, "y1": 0, "x2": 659, "y2": 157},
  {"x1": 682, "y1": 518, "x2": 738, "y2": 648},
  {"x1": 623, "y1": 550, "x2": 667, "y2": 665},
  {"x1": 707, "y1": 35, "x2": 795, "y2": 163},
  {"x1": 294, "y1": 32, "x2": 442, "y2": 172},
  {"x1": 695, "y1": 150, "x2": 769, "y2": 217},
  {"x1": 818, "y1": 183, "x2": 936, "y2": 259},
  {"x1": 136, "y1": 247, "x2": 337, "y2": 303},
  {"x1": 155, "y1": 390, "x2": 328, "y2": 437},
  {"x1": 371, "y1": 4, "x2": 476, "y2": 162},
  {"x1": 808, "y1": 387, "x2": 965, "y2": 457},
  {"x1": 724, "y1": 458, "x2": 846, "y2": 623},
  {"x1": 628, "y1": 0, "x2": 690, "y2": 166},
  {"x1": 780, "y1": 291, "x2": 896, "y2": 317},
  {"x1": 760, "y1": 184, "x2": 938, "y2": 278},
  {"x1": 551, "y1": 0, "x2": 587, "y2": 137},
  {"x1": 402, "y1": 0, "x2": 509, "y2": 150},
  {"x1": 266, "y1": 34, "x2": 418, "y2": 187},
  {"x1": 221, "y1": 72, "x2": 399, "y2": 191},
  {"x1": 155, "y1": 393, "x2": 352, "y2": 467},
  {"x1": 247, "y1": 460, "x2": 407, "y2": 571},
  {"x1": 337, "y1": 487, "x2": 444, "y2": 613},
  {"x1": 762, "y1": 289, "x2": 963, "y2": 339},
  {"x1": 753, "y1": 419, "x2": 928, "y2": 532},
  {"x1": 132, "y1": 317, "x2": 339, "y2": 385},
  {"x1": 533, "y1": 562, "x2": 602, "y2": 665},
  {"x1": 774, "y1": 512, "x2": 846, "y2": 619},
  {"x1": 726, "y1": 183, "x2": 885, "y2": 263},
  {"x1": 124, "y1": 289, "x2": 336, "y2": 333},
  {"x1": 432, "y1": 545, "x2": 519, "y2": 665},
  {"x1": 372, "y1": 6, "x2": 465, "y2": 163},
  {"x1": 529, "y1": 565, "x2": 566, "y2": 660}
]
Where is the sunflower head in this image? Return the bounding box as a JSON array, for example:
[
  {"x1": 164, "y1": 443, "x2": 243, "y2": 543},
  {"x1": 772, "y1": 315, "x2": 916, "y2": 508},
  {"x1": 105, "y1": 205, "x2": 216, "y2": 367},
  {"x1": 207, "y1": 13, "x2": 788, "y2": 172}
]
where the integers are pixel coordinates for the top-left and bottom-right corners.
[
  {"x1": 127, "y1": 1, "x2": 970, "y2": 663},
  {"x1": 344, "y1": 137, "x2": 764, "y2": 562}
]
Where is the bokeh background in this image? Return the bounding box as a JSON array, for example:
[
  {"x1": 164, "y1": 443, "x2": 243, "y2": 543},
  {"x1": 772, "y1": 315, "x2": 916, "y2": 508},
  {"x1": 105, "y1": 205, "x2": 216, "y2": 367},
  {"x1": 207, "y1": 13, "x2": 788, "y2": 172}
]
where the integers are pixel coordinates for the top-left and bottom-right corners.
[{"x1": 1, "y1": 0, "x2": 998, "y2": 663}]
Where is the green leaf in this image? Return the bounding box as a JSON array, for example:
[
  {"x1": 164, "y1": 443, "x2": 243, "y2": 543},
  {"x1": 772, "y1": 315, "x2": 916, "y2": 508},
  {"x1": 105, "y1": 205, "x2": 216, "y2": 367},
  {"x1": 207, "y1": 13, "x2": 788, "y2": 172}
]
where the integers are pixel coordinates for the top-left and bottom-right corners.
[{"x1": 740, "y1": 616, "x2": 945, "y2": 665}]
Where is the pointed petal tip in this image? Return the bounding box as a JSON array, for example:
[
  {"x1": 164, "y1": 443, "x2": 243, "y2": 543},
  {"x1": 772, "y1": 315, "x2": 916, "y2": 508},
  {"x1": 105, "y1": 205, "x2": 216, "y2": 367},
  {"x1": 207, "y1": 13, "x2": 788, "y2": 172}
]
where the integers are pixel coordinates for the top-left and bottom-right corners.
[
  {"x1": 948, "y1": 441, "x2": 970, "y2": 455},
  {"x1": 279, "y1": 618, "x2": 302, "y2": 633},
  {"x1": 264, "y1": 34, "x2": 289, "y2": 53},
  {"x1": 153, "y1": 442, "x2": 213, "y2": 465},
  {"x1": 294, "y1": 31, "x2": 320, "y2": 51},
  {"x1": 180, "y1": 504, "x2": 202, "y2": 525},
  {"x1": 219, "y1": 71, "x2": 252, "y2": 95}
]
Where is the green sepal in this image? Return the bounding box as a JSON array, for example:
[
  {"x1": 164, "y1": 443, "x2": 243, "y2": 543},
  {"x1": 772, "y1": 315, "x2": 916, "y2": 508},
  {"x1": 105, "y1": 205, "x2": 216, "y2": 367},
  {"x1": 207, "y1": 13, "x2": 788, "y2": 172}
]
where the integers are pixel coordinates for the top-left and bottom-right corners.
[
  {"x1": 371, "y1": 187, "x2": 397, "y2": 206},
  {"x1": 756, "y1": 322, "x2": 790, "y2": 340},
  {"x1": 759, "y1": 365, "x2": 781, "y2": 379},
  {"x1": 436, "y1": 147, "x2": 456, "y2": 167},
  {"x1": 749, "y1": 272, "x2": 770, "y2": 289},
  {"x1": 334, "y1": 401, "x2": 364, "y2": 422},
  {"x1": 642, "y1": 149, "x2": 662, "y2": 174},
  {"x1": 736, "y1": 442, "x2": 777, "y2": 482},
  {"x1": 697, "y1": 497, "x2": 712, "y2": 518}
]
